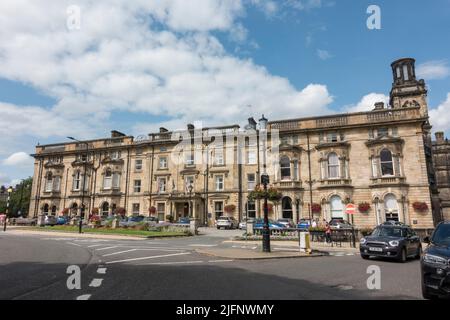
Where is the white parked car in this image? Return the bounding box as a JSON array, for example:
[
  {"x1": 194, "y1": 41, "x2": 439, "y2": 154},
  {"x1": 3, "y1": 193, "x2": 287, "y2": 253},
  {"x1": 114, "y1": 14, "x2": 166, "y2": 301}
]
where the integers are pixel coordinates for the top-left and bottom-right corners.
[{"x1": 216, "y1": 216, "x2": 239, "y2": 230}]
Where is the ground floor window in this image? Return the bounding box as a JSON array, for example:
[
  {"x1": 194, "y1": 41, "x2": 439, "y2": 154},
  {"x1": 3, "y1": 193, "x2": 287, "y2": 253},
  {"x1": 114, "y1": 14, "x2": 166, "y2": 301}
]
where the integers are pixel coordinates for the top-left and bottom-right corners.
[
  {"x1": 246, "y1": 201, "x2": 256, "y2": 218},
  {"x1": 282, "y1": 197, "x2": 293, "y2": 219},
  {"x1": 330, "y1": 195, "x2": 343, "y2": 219},
  {"x1": 43, "y1": 204, "x2": 49, "y2": 215},
  {"x1": 157, "y1": 203, "x2": 165, "y2": 221},
  {"x1": 214, "y1": 202, "x2": 223, "y2": 220},
  {"x1": 51, "y1": 206, "x2": 57, "y2": 215},
  {"x1": 102, "y1": 202, "x2": 109, "y2": 216},
  {"x1": 132, "y1": 203, "x2": 140, "y2": 216},
  {"x1": 384, "y1": 194, "x2": 399, "y2": 222}
]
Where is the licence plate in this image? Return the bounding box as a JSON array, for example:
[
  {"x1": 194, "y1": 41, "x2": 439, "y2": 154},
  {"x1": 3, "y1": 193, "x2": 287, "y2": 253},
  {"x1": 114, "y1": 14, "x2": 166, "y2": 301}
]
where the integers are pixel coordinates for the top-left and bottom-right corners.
[{"x1": 369, "y1": 247, "x2": 383, "y2": 252}]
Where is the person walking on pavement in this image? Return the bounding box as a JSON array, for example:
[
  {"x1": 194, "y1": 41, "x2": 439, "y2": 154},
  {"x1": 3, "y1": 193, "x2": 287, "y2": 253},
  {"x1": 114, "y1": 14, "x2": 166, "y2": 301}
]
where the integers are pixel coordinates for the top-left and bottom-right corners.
[{"x1": 325, "y1": 222, "x2": 332, "y2": 244}]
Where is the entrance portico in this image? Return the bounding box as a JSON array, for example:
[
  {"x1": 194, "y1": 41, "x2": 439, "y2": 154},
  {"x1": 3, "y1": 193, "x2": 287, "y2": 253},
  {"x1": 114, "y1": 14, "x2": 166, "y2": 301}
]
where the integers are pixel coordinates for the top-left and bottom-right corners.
[{"x1": 169, "y1": 192, "x2": 205, "y2": 223}]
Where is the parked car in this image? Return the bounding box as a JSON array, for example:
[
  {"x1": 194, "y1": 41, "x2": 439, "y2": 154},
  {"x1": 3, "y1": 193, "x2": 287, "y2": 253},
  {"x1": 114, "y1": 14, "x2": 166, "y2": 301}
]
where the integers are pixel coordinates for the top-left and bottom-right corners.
[
  {"x1": 239, "y1": 218, "x2": 255, "y2": 230},
  {"x1": 277, "y1": 218, "x2": 296, "y2": 228},
  {"x1": 216, "y1": 216, "x2": 239, "y2": 229},
  {"x1": 421, "y1": 221, "x2": 450, "y2": 299},
  {"x1": 178, "y1": 217, "x2": 191, "y2": 224},
  {"x1": 297, "y1": 218, "x2": 311, "y2": 230},
  {"x1": 360, "y1": 224, "x2": 422, "y2": 262},
  {"x1": 13, "y1": 216, "x2": 37, "y2": 226},
  {"x1": 44, "y1": 215, "x2": 58, "y2": 226},
  {"x1": 253, "y1": 218, "x2": 285, "y2": 229},
  {"x1": 56, "y1": 216, "x2": 69, "y2": 225},
  {"x1": 329, "y1": 218, "x2": 353, "y2": 230}
]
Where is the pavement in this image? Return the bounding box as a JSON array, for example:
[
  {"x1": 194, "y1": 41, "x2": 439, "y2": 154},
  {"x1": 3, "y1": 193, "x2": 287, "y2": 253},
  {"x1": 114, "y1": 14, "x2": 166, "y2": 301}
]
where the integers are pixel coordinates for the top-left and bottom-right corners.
[{"x1": 0, "y1": 227, "x2": 426, "y2": 300}]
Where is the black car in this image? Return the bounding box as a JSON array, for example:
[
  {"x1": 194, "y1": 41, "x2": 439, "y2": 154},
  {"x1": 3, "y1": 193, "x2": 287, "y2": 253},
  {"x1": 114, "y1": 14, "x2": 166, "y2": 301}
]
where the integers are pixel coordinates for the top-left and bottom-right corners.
[
  {"x1": 421, "y1": 221, "x2": 450, "y2": 299},
  {"x1": 360, "y1": 224, "x2": 422, "y2": 262}
]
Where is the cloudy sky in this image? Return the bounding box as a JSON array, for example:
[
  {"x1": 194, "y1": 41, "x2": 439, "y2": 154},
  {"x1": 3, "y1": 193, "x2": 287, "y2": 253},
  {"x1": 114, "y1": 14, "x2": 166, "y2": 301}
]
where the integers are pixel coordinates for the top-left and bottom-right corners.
[{"x1": 0, "y1": 0, "x2": 449, "y2": 186}]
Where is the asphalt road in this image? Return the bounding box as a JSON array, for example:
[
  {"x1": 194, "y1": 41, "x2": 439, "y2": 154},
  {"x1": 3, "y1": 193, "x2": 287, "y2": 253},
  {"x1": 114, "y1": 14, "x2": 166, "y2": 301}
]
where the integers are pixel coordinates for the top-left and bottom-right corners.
[{"x1": 0, "y1": 229, "x2": 423, "y2": 300}]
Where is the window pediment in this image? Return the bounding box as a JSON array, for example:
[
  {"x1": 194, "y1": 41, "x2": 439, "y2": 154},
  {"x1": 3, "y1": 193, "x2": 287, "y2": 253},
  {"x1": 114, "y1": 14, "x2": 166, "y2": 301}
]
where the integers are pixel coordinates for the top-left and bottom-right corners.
[
  {"x1": 365, "y1": 136, "x2": 404, "y2": 147},
  {"x1": 315, "y1": 141, "x2": 349, "y2": 151}
]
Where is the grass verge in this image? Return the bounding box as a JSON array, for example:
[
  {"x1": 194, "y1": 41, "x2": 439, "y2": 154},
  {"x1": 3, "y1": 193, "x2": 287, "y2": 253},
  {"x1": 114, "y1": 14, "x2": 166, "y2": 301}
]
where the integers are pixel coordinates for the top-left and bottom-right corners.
[{"x1": 23, "y1": 225, "x2": 189, "y2": 238}]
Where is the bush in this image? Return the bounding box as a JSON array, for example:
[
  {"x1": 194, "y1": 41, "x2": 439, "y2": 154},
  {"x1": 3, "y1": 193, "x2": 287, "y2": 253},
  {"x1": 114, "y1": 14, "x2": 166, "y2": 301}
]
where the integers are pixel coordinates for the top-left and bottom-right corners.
[
  {"x1": 360, "y1": 227, "x2": 373, "y2": 236},
  {"x1": 166, "y1": 215, "x2": 174, "y2": 223},
  {"x1": 308, "y1": 226, "x2": 325, "y2": 232}
]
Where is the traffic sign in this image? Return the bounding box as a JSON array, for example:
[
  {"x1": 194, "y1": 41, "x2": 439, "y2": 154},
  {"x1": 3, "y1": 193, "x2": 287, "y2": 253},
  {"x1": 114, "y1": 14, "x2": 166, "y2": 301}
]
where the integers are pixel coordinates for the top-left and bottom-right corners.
[{"x1": 345, "y1": 203, "x2": 356, "y2": 215}]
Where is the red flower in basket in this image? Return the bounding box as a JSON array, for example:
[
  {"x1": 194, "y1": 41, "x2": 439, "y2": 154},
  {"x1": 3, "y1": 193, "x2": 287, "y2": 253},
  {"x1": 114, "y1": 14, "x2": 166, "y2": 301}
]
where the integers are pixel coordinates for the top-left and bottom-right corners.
[
  {"x1": 412, "y1": 202, "x2": 428, "y2": 212},
  {"x1": 358, "y1": 202, "x2": 371, "y2": 213},
  {"x1": 311, "y1": 203, "x2": 321, "y2": 213}
]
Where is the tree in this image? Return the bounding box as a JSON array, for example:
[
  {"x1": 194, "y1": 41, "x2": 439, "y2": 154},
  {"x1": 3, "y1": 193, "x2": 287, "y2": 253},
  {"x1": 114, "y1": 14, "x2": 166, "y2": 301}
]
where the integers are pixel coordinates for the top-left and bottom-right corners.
[{"x1": 0, "y1": 177, "x2": 33, "y2": 217}]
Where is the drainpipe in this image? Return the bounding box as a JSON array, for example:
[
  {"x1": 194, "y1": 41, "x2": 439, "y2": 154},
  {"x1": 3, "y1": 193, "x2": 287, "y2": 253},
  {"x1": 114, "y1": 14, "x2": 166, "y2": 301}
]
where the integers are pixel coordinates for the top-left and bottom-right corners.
[{"x1": 307, "y1": 131, "x2": 313, "y2": 220}]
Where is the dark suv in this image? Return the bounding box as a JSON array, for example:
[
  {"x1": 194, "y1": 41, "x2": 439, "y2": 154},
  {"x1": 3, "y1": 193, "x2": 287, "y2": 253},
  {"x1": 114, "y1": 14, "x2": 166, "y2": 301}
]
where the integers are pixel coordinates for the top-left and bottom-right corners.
[
  {"x1": 360, "y1": 224, "x2": 422, "y2": 262},
  {"x1": 421, "y1": 221, "x2": 450, "y2": 299}
]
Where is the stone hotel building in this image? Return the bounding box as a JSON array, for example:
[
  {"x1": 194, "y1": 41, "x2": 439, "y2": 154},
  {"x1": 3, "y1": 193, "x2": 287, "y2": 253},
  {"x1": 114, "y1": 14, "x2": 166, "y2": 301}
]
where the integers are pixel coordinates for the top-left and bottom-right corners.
[{"x1": 29, "y1": 58, "x2": 444, "y2": 231}]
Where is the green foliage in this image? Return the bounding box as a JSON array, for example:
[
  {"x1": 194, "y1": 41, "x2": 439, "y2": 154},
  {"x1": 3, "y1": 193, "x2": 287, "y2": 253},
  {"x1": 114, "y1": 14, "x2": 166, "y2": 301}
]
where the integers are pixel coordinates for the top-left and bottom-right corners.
[
  {"x1": 0, "y1": 177, "x2": 33, "y2": 217},
  {"x1": 248, "y1": 185, "x2": 282, "y2": 202}
]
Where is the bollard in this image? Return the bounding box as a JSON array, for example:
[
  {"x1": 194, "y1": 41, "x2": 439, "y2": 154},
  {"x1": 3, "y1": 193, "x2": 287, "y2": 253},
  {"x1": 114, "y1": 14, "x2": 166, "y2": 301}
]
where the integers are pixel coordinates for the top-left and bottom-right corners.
[{"x1": 299, "y1": 231, "x2": 311, "y2": 253}]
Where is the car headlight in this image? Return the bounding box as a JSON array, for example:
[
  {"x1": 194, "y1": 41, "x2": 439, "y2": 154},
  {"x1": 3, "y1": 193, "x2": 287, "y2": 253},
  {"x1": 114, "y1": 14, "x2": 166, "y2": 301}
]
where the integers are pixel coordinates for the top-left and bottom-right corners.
[
  {"x1": 388, "y1": 240, "x2": 399, "y2": 247},
  {"x1": 423, "y1": 254, "x2": 449, "y2": 266},
  {"x1": 360, "y1": 238, "x2": 367, "y2": 244}
]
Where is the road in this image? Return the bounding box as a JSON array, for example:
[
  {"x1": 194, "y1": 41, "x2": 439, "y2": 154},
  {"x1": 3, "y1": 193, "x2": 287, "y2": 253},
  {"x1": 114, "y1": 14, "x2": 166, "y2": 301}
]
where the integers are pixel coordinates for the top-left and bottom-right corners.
[{"x1": 0, "y1": 229, "x2": 423, "y2": 300}]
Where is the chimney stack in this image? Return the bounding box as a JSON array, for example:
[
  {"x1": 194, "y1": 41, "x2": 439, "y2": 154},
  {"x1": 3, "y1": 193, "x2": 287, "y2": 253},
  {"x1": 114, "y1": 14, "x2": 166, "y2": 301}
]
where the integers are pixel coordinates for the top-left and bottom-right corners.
[
  {"x1": 435, "y1": 131, "x2": 445, "y2": 143},
  {"x1": 374, "y1": 102, "x2": 385, "y2": 110}
]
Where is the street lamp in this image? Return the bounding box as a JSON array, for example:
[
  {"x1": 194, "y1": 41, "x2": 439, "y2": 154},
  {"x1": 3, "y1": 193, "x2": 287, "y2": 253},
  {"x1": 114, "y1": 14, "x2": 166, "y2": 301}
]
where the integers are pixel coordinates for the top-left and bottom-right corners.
[
  {"x1": 3, "y1": 186, "x2": 13, "y2": 232},
  {"x1": 188, "y1": 182, "x2": 194, "y2": 218},
  {"x1": 67, "y1": 136, "x2": 89, "y2": 234},
  {"x1": 259, "y1": 114, "x2": 271, "y2": 253}
]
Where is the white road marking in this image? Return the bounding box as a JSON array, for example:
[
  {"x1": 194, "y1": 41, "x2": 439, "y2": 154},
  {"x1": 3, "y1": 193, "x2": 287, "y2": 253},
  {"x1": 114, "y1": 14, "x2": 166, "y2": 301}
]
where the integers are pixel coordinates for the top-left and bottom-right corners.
[
  {"x1": 76, "y1": 294, "x2": 91, "y2": 300},
  {"x1": 208, "y1": 259, "x2": 234, "y2": 263},
  {"x1": 96, "y1": 246, "x2": 119, "y2": 251},
  {"x1": 102, "y1": 249, "x2": 137, "y2": 257},
  {"x1": 106, "y1": 252, "x2": 191, "y2": 264},
  {"x1": 87, "y1": 244, "x2": 104, "y2": 248},
  {"x1": 89, "y1": 278, "x2": 103, "y2": 287},
  {"x1": 97, "y1": 267, "x2": 107, "y2": 274},
  {"x1": 138, "y1": 260, "x2": 204, "y2": 266},
  {"x1": 188, "y1": 244, "x2": 217, "y2": 247},
  {"x1": 66, "y1": 242, "x2": 82, "y2": 247}
]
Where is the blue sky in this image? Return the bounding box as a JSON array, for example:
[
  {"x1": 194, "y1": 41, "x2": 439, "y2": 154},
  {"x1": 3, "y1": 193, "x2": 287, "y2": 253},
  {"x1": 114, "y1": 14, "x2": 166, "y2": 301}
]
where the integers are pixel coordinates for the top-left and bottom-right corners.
[{"x1": 0, "y1": 0, "x2": 449, "y2": 186}]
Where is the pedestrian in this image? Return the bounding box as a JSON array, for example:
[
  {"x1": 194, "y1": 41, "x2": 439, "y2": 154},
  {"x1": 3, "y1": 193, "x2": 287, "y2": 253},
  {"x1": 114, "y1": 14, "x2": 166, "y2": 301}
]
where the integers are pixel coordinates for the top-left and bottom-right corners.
[
  {"x1": 325, "y1": 223, "x2": 332, "y2": 244},
  {"x1": 311, "y1": 219, "x2": 317, "y2": 228}
]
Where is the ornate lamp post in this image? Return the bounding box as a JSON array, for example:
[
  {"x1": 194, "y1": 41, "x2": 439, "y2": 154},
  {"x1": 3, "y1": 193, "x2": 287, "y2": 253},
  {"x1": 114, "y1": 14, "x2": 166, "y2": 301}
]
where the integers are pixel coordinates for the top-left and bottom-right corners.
[
  {"x1": 3, "y1": 186, "x2": 13, "y2": 232},
  {"x1": 259, "y1": 114, "x2": 271, "y2": 253},
  {"x1": 68, "y1": 137, "x2": 89, "y2": 234}
]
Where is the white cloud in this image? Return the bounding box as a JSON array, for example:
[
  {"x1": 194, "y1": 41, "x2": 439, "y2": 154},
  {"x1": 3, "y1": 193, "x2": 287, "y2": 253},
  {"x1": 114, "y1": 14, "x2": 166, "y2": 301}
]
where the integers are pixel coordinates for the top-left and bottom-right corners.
[
  {"x1": 344, "y1": 93, "x2": 389, "y2": 113},
  {"x1": 0, "y1": 172, "x2": 11, "y2": 187},
  {"x1": 430, "y1": 93, "x2": 450, "y2": 134},
  {"x1": 3, "y1": 152, "x2": 33, "y2": 167},
  {"x1": 317, "y1": 49, "x2": 332, "y2": 60},
  {"x1": 416, "y1": 60, "x2": 449, "y2": 80}
]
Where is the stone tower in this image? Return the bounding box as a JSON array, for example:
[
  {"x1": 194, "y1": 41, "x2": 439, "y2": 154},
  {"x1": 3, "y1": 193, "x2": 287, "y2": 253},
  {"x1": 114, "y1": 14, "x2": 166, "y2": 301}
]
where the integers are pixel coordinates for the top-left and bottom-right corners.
[{"x1": 389, "y1": 58, "x2": 428, "y2": 116}]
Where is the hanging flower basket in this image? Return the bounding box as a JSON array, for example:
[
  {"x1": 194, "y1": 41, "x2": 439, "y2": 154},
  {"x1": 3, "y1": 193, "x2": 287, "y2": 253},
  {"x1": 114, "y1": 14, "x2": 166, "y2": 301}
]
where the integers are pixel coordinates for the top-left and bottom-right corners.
[
  {"x1": 116, "y1": 207, "x2": 126, "y2": 216},
  {"x1": 61, "y1": 208, "x2": 69, "y2": 215},
  {"x1": 224, "y1": 204, "x2": 236, "y2": 214},
  {"x1": 149, "y1": 206, "x2": 157, "y2": 215},
  {"x1": 412, "y1": 202, "x2": 428, "y2": 212},
  {"x1": 311, "y1": 203, "x2": 321, "y2": 213},
  {"x1": 248, "y1": 185, "x2": 282, "y2": 202},
  {"x1": 91, "y1": 207, "x2": 99, "y2": 215},
  {"x1": 358, "y1": 202, "x2": 371, "y2": 213}
]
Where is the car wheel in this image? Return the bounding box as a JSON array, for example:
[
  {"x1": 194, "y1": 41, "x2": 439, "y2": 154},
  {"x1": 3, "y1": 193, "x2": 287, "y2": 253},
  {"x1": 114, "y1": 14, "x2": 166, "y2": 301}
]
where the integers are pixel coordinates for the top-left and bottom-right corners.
[
  {"x1": 415, "y1": 246, "x2": 422, "y2": 259},
  {"x1": 361, "y1": 254, "x2": 370, "y2": 260},
  {"x1": 398, "y1": 247, "x2": 407, "y2": 263}
]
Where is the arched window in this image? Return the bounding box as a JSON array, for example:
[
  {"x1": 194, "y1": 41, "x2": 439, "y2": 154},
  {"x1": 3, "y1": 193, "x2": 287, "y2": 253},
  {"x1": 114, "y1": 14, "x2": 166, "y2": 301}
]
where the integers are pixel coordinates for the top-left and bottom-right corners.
[
  {"x1": 330, "y1": 195, "x2": 343, "y2": 219},
  {"x1": 70, "y1": 203, "x2": 78, "y2": 216},
  {"x1": 103, "y1": 169, "x2": 112, "y2": 190},
  {"x1": 328, "y1": 153, "x2": 340, "y2": 179},
  {"x1": 280, "y1": 156, "x2": 291, "y2": 180},
  {"x1": 380, "y1": 149, "x2": 394, "y2": 176},
  {"x1": 384, "y1": 194, "x2": 399, "y2": 222},
  {"x1": 102, "y1": 202, "x2": 109, "y2": 216},
  {"x1": 45, "y1": 172, "x2": 53, "y2": 192},
  {"x1": 51, "y1": 206, "x2": 57, "y2": 216},
  {"x1": 43, "y1": 204, "x2": 49, "y2": 215},
  {"x1": 73, "y1": 170, "x2": 81, "y2": 191},
  {"x1": 282, "y1": 197, "x2": 293, "y2": 219}
]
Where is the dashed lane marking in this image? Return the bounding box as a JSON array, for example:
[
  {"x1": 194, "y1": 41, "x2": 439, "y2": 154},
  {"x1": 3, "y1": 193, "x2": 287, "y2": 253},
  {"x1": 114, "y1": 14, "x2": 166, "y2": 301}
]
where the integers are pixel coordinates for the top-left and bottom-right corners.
[
  {"x1": 208, "y1": 259, "x2": 234, "y2": 263},
  {"x1": 97, "y1": 267, "x2": 107, "y2": 274},
  {"x1": 89, "y1": 278, "x2": 103, "y2": 287},
  {"x1": 102, "y1": 249, "x2": 137, "y2": 257},
  {"x1": 96, "y1": 246, "x2": 119, "y2": 251},
  {"x1": 76, "y1": 294, "x2": 92, "y2": 300},
  {"x1": 87, "y1": 244, "x2": 104, "y2": 248},
  {"x1": 188, "y1": 244, "x2": 218, "y2": 247},
  {"x1": 66, "y1": 242, "x2": 82, "y2": 247},
  {"x1": 138, "y1": 260, "x2": 204, "y2": 266},
  {"x1": 106, "y1": 252, "x2": 191, "y2": 265}
]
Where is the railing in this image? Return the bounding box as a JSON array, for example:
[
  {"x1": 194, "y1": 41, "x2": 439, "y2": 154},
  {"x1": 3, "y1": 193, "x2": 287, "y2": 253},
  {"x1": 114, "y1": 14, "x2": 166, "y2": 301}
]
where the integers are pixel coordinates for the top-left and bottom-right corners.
[
  {"x1": 41, "y1": 145, "x2": 66, "y2": 153},
  {"x1": 270, "y1": 121, "x2": 301, "y2": 131},
  {"x1": 370, "y1": 176, "x2": 406, "y2": 185},
  {"x1": 366, "y1": 108, "x2": 420, "y2": 123},
  {"x1": 316, "y1": 116, "x2": 348, "y2": 128},
  {"x1": 273, "y1": 181, "x2": 302, "y2": 189}
]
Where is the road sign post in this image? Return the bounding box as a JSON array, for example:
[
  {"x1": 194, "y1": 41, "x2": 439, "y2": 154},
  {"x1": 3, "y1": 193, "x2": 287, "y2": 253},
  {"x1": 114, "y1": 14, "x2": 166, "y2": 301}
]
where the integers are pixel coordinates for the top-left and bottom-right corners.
[{"x1": 345, "y1": 203, "x2": 356, "y2": 248}]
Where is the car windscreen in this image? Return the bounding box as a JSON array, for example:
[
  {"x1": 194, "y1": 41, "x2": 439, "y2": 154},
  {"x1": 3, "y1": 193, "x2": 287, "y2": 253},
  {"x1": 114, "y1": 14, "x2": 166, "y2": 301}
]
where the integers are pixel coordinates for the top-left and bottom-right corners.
[
  {"x1": 371, "y1": 227, "x2": 405, "y2": 237},
  {"x1": 432, "y1": 224, "x2": 450, "y2": 245}
]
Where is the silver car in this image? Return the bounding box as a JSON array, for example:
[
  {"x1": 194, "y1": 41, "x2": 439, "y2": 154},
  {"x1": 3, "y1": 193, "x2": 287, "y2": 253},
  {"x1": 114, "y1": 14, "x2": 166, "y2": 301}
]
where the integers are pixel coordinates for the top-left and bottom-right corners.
[
  {"x1": 44, "y1": 215, "x2": 57, "y2": 226},
  {"x1": 216, "y1": 216, "x2": 239, "y2": 230}
]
